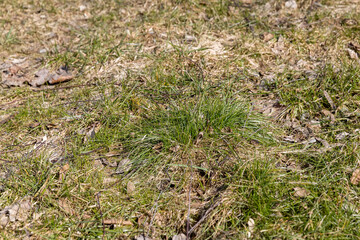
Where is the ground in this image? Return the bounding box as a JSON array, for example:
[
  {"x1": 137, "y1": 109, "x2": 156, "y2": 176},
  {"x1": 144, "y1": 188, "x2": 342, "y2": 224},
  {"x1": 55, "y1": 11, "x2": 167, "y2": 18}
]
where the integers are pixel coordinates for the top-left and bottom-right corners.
[{"x1": 1, "y1": 0, "x2": 360, "y2": 239}]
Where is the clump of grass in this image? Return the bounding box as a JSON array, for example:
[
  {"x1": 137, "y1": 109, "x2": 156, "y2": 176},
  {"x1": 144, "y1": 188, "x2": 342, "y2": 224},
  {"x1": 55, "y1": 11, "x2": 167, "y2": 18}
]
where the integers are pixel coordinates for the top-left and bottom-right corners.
[
  {"x1": 275, "y1": 62, "x2": 360, "y2": 119},
  {"x1": 114, "y1": 94, "x2": 272, "y2": 170}
]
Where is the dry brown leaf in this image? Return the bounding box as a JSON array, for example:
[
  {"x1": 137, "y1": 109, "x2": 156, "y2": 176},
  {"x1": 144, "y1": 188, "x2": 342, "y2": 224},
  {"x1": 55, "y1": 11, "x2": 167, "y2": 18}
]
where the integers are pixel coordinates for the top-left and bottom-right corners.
[
  {"x1": 58, "y1": 198, "x2": 76, "y2": 216},
  {"x1": 152, "y1": 142, "x2": 163, "y2": 151},
  {"x1": 335, "y1": 132, "x2": 349, "y2": 140},
  {"x1": 293, "y1": 187, "x2": 309, "y2": 197},
  {"x1": 262, "y1": 32, "x2": 274, "y2": 42},
  {"x1": 348, "y1": 42, "x2": 360, "y2": 54},
  {"x1": 351, "y1": 169, "x2": 360, "y2": 185},
  {"x1": 194, "y1": 131, "x2": 204, "y2": 145},
  {"x1": 1, "y1": 64, "x2": 29, "y2": 87},
  {"x1": 59, "y1": 163, "x2": 70, "y2": 181},
  {"x1": 32, "y1": 68, "x2": 50, "y2": 86},
  {"x1": 1, "y1": 63, "x2": 74, "y2": 87},
  {"x1": 99, "y1": 158, "x2": 117, "y2": 167},
  {"x1": 323, "y1": 90, "x2": 336, "y2": 110},
  {"x1": 172, "y1": 234, "x2": 186, "y2": 240},
  {"x1": 321, "y1": 109, "x2": 336, "y2": 123},
  {"x1": 84, "y1": 122, "x2": 101, "y2": 143},
  {"x1": 59, "y1": 163, "x2": 70, "y2": 174},
  {"x1": 247, "y1": 218, "x2": 255, "y2": 237},
  {"x1": 170, "y1": 145, "x2": 180, "y2": 153},
  {"x1": 115, "y1": 158, "x2": 131, "y2": 174},
  {"x1": 285, "y1": 0, "x2": 297, "y2": 9},
  {"x1": 341, "y1": 18, "x2": 358, "y2": 26},
  {"x1": 185, "y1": 35, "x2": 197, "y2": 42},
  {"x1": 0, "y1": 197, "x2": 32, "y2": 228},
  {"x1": 103, "y1": 218, "x2": 133, "y2": 226},
  {"x1": 103, "y1": 177, "x2": 118, "y2": 184},
  {"x1": 31, "y1": 66, "x2": 74, "y2": 87},
  {"x1": 127, "y1": 181, "x2": 136, "y2": 194},
  {"x1": 347, "y1": 48, "x2": 359, "y2": 60}
]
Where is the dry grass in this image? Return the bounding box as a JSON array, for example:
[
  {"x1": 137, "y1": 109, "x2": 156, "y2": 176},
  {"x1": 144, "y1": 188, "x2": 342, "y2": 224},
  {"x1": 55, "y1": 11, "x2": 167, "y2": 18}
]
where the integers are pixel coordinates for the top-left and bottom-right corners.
[{"x1": 1, "y1": 0, "x2": 360, "y2": 239}]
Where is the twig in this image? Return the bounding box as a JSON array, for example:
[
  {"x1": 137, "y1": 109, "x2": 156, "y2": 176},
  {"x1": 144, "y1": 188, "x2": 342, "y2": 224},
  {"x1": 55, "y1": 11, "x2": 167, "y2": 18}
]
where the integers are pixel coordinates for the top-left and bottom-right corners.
[
  {"x1": 188, "y1": 200, "x2": 222, "y2": 235},
  {"x1": 95, "y1": 192, "x2": 105, "y2": 240},
  {"x1": 186, "y1": 158, "x2": 193, "y2": 240},
  {"x1": 53, "y1": 99, "x2": 100, "y2": 107},
  {"x1": 0, "y1": 158, "x2": 16, "y2": 163},
  {"x1": 31, "y1": 83, "x2": 97, "y2": 91},
  {"x1": 80, "y1": 146, "x2": 107, "y2": 155}
]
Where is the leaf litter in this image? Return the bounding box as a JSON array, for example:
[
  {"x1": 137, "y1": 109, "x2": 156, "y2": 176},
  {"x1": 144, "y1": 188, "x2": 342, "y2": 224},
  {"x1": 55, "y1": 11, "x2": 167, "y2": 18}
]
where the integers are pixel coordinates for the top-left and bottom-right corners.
[
  {"x1": 1, "y1": 59, "x2": 74, "y2": 87},
  {"x1": 0, "y1": 197, "x2": 32, "y2": 228}
]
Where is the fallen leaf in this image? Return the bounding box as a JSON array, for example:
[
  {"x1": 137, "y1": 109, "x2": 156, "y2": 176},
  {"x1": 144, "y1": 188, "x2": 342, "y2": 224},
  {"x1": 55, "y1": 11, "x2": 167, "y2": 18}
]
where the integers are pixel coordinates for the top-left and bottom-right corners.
[
  {"x1": 32, "y1": 68, "x2": 50, "y2": 86},
  {"x1": 321, "y1": 109, "x2": 336, "y2": 123},
  {"x1": 347, "y1": 48, "x2": 359, "y2": 60},
  {"x1": 127, "y1": 181, "x2": 136, "y2": 194},
  {"x1": 48, "y1": 66, "x2": 74, "y2": 84},
  {"x1": 341, "y1": 19, "x2": 358, "y2": 26},
  {"x1": 59, "y1": 163, "x2": 70, "y2": 181},
  {"x1": 31, "y1": 66, "x2": 74, "y2": 87},
  {"x1": 32, "y1": 212, "x2": 44, "y2": 221},
  {"x1": 0, "y1": 197, "x2": 32, "y2": 228},
  {"x1": 323, "y1": 90, "x2": 336, "y2": 110},
  {"x1": 99, "y1": 158, "x2": 117, "y2": 167},
  {"x1": 79, "y1": 5, "x2": 86, "y2": 11},
  {"x1": 185, "y1": 35, "x2": 197, "y2": 42},
  {"x1": 285, "y1": 0, "x2": 297, "y2": 9},
  {"x1": 351, "y1": 169, "x2": 360, "y2": 185},
  {"x1": 293, "y1": 187, "x2": 309, "y2": 197},
  {"x1": 170, "y1": 145, "x2": 180, "y2": 153},
  {"x1": 247, "y1": 218, "x2": 255, "y2": 238},
  {"x1": 152, "y1": 142, "x2": 163, "y2": 151},
  {"x1": 103, "y1": 218, "x2": 133, "y2": 226},
  {"x1": 284, "y1": 135, "x2": 297, "y2": 143},
  {"x1": 261, "y1": 32, "x2": 274, "y2": 42},
  {"x1": 348, "y1": 42, "x2": 360, "y2": 54},
  {"x1": 172, "y1": 233, "x2": 186, "y2": 240},
  {"x1": 315, "y1": 137, "x2": 330, "y2": 148},
  {"x1": 1, "y1": 64, "x2": 29, "y2": 87},
  {"x1": 28, "y1": 121, "x2": 41, "y2": 128},
  {"x1": 335, "y1": 132, "x2": 349, "y2": 140},
  {"x1": 194, "y1": 131, "x2": 204, "y2": 145},
  {"x1": 83, "y1": 123, "x2": 101, "y2": 143},
  {"x1": 103, "y1": 177, "x2": 118, "y2": 184},
  {"x1": 2, "y1": 63, "x2": 74, "y2": 87},
  {"x1": 114, "y1": 158, "x2": 131, "y2": 174}
]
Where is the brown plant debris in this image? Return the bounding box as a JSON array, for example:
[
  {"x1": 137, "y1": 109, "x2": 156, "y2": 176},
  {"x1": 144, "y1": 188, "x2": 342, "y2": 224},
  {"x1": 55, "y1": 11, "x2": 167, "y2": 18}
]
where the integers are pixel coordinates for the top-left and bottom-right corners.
[
  {"x1": 351, "y1": 169, "x2": 360, "y2": 185},
  {"x1": 0, "y1": 197, "x2": 32, "y2": 228}
]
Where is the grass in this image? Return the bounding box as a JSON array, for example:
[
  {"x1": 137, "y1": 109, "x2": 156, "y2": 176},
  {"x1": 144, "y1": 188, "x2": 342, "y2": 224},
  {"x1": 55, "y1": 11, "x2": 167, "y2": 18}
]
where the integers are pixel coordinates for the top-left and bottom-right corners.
[{"x1": 1, "y1": 0, "x2": 360, "y2": 239}]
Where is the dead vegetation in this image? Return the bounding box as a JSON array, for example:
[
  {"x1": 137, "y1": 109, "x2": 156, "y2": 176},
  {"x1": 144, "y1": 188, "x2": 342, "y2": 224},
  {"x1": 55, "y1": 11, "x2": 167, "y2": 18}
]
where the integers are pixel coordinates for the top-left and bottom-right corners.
[{"x1": 1, "y1": 0, "x2": 360, "y2": 239}]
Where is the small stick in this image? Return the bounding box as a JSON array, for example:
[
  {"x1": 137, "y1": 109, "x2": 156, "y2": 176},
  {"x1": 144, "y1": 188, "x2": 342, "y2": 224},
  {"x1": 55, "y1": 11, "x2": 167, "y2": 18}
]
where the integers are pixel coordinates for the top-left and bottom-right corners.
[
  {"x1": 186, "y1": 158, "x2": 193, "y2": 240},
  {"x1": 95, "y1": 192, "x2": 105, "y2": 240},
  {"x1": 323, "y1": 90, "x2": 336, "y2": 110},
  {"x1": 0, "y1": 157, "x2": 15, "y2": 163},
  {"x1": 188, "y1": 200, "x2": 222, "y2": 235},
  {"x1": 48, "y1": 75, "x2": 74, "y2": 84},
  {"x1": 32, "y1": 83, "x2": 97, "y2": 91}
]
